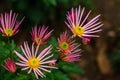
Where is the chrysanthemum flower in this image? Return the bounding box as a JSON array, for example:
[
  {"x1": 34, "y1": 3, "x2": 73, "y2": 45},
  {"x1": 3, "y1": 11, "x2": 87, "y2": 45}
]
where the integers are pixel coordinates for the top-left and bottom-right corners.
[
  {"x1": 60, "y1": 44, "x2": 81, "y2": 63},
  {"x1": 0, "y1": 10, "x2": 24, "y2": 37},
  {"x1": 65, "y1": 6, "x2": 103, "y2": 38},
  {"x1": 31, "y1": 25, "x2": 53, "y2": 45},
  {"x1": 14, "y1": 42, "x2": 57, "y2": 79},
  {"x1": 2, "y1": 57, "x2": 16, "y2": 73},
  {"x1": 49, "y1": 60, "x2": 56, "y2": 67},
  {"x1": 57, "y1": 31, "x2": 76, "y2": 53},
  {"x1": 82, "y1": 37, "x2": 91, "y2": 44}
]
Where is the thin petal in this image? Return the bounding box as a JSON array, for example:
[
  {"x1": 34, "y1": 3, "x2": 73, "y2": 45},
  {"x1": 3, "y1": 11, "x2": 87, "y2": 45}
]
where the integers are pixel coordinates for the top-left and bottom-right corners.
[{"x1": 14, "y1": 51, "x2": 28, "y2": 62}]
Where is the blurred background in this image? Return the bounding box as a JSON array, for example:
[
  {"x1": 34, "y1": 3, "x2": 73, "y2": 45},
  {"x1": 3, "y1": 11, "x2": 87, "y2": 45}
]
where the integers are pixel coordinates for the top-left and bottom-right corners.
[{"x1": 0, "y1": 0, "x2": 120, "y2": 80}]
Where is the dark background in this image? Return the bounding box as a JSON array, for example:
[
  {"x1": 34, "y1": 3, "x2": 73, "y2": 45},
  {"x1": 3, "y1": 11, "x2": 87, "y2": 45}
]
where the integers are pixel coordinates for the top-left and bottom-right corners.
[{"x1": 0, "y1": 0, "x2": 120, "y2": 80}]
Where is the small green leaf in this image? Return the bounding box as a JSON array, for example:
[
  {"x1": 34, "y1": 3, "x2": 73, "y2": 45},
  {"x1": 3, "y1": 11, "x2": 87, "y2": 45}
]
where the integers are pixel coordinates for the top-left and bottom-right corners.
[
  {"x1": 10, "y1": 40, "x2": 16, "y2": 51},
  {"x1": 49, "y1": 0, "x2": 57, "y2": 6},
  {"x1": 43, "y1": 0, "x2": 57, "y2": 6},
  {"x1": 58, "y1": 61, "x2": 84, "y2": 74},
  {"x1": 49, "y1": 37, "x2": 58, "y2": 48},
  {"x1": 14, "y1": 74, "x2": 28, "y2": 80},
  {"x1": 27, "y1": 9, "x2": 41, "y2": 23},
  {"x1": 54, "y1": 70, "x2": 70, "y2": 80}
]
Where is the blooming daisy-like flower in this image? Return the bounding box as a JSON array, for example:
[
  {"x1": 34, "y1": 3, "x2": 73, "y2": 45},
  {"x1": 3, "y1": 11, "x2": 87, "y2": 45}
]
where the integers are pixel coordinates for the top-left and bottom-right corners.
[
  {"x1": 2, "y1": 57, "x2": 16, "y2": 73},
  {"x1": 0, "y1": 10, "x2": 24, "y2": 37},
  {"x1": 60, "y1": 44, "x2": 81, "y2": 63},
  {"x1": 14, "y1": 42, "x2": 57, "y2": 79},
  {"x1": 57, "y1": 31, "x2": 76, "y2": 53},
  {"x1": 65, "y1": 6, "x2": 103, "y2": 38},
  {"x1": 31, "y1": 25, "x2": 53, "y2": 45}
]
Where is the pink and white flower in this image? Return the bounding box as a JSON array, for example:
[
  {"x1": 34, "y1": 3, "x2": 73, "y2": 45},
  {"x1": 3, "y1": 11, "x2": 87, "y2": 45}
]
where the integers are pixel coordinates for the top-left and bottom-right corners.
[
  {"x1": 31, "y1": 25, "x2": 53, "y2": 45},
  {"x1": 57, "y1": 31, "x2": 76, "y2": 53},
  {"x1": 0, "y1": 10, "x2": 24, "y2": 37},
  {"x1": 65, "y1": 6, "x2": 103, "y2": 38},
  {"x1": 60, "y1": 44, "x2": 81, "y2": 63},
  {"x1": 14, "y1": 42, "x2": 57, "y2": 79}
]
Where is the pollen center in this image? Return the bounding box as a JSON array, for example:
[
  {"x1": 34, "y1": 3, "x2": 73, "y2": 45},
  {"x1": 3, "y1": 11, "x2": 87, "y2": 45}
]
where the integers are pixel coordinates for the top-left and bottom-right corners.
[
  {"x1": 73, "y1": 26, "x2": 84, "y2": 36},
  {"x1": 35, "y1": 37, "x2": 42, "y2": 44},
  {"x1": 28, "y1": 57, "x2": 40, "y2": 68},
  {"x1": 5, "y1": 29, "x2": 13, "y2": 36},
  {"x1": 60, "y1": 42, "x2": 69, "y2": 50}
]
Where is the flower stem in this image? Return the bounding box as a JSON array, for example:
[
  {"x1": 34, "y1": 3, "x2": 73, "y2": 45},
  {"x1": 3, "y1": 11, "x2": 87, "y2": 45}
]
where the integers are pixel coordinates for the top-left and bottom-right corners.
[{"x1": 7, "y1": 37, "x2": 10, "y2": 44}]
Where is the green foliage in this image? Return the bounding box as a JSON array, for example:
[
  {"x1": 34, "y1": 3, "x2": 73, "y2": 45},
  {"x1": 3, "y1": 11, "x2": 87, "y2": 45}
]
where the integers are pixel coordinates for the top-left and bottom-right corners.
[
  {"x1": 58, "y1": 61, "x2": 84, "y2": 74},
  {"x1": 49, "y1": 37, "x2": 58, "y2": 48},
  {"x1": 0, "y1": 36, "x2": 84, "y2": 80},
  {"x1": 6, "y1": 0, "x2": 94, "y2": 27},
  {"x1": 43, "y1": 0, "x2": 57, "y2": 6},
  {"x1": 1, "y1": 71, "x2": 15, "y2": 80},
  {"x1": 27, "y1": 9, "x2": 42, "y2": 24},
  {"x1": 39, "y1": 70, "x2": 69, "y2": 80},
  {"x1": 109, "y1": 43, "x2": 120, "y2": 70},
  {"x1": 13, "y1": 74, "x2": 28, "y2": 80},
  {"x1": 0, "y1": 39, "x2": 18, "y2": 80},
  {"x1": 81, "y1": 0, "x2": 94, "y2": 9},
  {"x1": 0, "y1": 40, "x2": 16, "y2": 64},
  {"x1": 48, "y1": 37, "x2": 59, "y2": 59},
  {"x1": 53, "y1": 70, "x2": 70, "y2": 80},
  {"x1": 110, "y1": 49, "x2": 120, "y2": 63},
  {"x1": 0, "y1": 0, "x2": 95, "y2": 79}
]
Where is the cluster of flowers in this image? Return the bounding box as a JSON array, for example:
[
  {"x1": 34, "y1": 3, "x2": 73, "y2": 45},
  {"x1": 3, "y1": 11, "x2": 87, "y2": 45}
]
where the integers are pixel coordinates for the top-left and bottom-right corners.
[{"x1": 1, "y1": 6, "x2": 103, "y2": 79}]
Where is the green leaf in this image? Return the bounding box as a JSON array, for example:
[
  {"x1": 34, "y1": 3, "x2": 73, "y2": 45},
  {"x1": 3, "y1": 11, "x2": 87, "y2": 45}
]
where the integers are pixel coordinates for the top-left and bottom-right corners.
[
  {"x1": 58, "y1": 61, "x2": 84, "y2": 74},
  {"x1": 37, "y1": 72, "x2": 55, "y2": 80},
  {"x1": 49, "y1": 37, "x2": 58, "y2": 48},
  {"x1": 54, "y1": 70, "x2": 70, "y2": 80},
  {"x1": 10, "y1": 40, "x2": 16, "y2": 51},
  {"x1": 109, "y1": 43, "x2": 120, "y2": 63},
  {"x1": 17, "y1": 0, "x2": 28, "y2": 10},
  {"x1": 13, "y1": 73, "x2": 31, "y2": 80},
  {"x1": 27, "y1": 9, "x2": 42, "y2": 23},
  {"x1": 81, "y1": 0, "x2": 94, "y2": 9},
  {"x1": 4, "y1": 73, "x2": 15, "y2": 80},
  {"x1": 49, "y1": 0, "x2": 57, "y2": 6},
  {"x1": 53, "y1": 51, "x2": 59, "y2": 59},
  {"x1": 43, "y1": 0, "x2": 57, "y2": 6}
]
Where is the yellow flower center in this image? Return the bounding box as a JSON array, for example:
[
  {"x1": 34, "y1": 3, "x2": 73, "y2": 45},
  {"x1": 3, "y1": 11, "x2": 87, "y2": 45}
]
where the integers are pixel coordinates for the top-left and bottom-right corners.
[
  {"x1": 73, "y1": 26, "x2": 84, "y2": 36},
  {"x1": 35, "y1": 37, "x2": 42, "y2": 44},
  {"x1": 28, "y1": 57, "x2": 40, "y2": 68},
  {"x1": 60, "y1": 42, "x2": 69, "y2": 50},
  {"x1": 5, "y1": 29, "x2": 13, "y2": 36}
]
